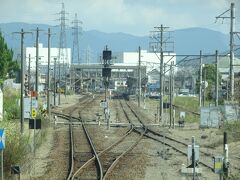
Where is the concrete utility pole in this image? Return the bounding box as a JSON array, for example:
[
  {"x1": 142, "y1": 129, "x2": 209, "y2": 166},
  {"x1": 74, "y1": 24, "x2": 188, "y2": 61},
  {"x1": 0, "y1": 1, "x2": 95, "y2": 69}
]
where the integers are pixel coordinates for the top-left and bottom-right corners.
[
  {"x1": 53, "y1": 58, "x2": 57, "y2": 106},
  {"x1": 160, "y1": 25, "x2": 164, "y2": 122},
  {"x1": 215, "y1": 50, "x2": 219, "y2": 107},
  {"x1": 138, "y1": 46, "x2": 141, "y2": 107},
  {"x1": 199, "y1": 51, "x2": 203, "y2": 107},
  {"x1": 58, "y1": 57, "x2": 61, "y2": 105},
  {"x1": 13, "y1": 29, "x2": 31, "y2": 134},
  {"x1": 172, "y1": 61, "x2": 175, "y2": 128},
  {"x1": 169, "y1": 62, "x2": 173, "y2": 128},
  {"x1": 35, "y1": 27, "x2": 40, "y2": 96},
  {"x1": 216, "y1": 3, "x2": 235, "y2": 101},
  {"x1": 28, "y1": 54, "x2": 31, "y2": 92},
  {"x1": 149, "y1": 25, "x2": 174, "y2": 123},
  {"x1": 47, "y1": 28, "x2": 51, "y2": 115},
  {"x1": 163, "y1": 63, "x2": 166, "y2": 96},
  {"x1": 203, "y1": 67, "x2": 206, "y2": 107},
  {"x1": 229, "y1": 3, "x2": 235, "y2": 101}
]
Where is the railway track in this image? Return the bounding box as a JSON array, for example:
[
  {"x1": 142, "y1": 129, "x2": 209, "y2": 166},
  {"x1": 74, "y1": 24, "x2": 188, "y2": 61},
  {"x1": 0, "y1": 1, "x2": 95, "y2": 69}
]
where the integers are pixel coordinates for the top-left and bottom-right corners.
[
  {"x1": 122, "y1": 99, "x2": 240, "y2": 172},
  {"x1": 52, "y1": 95, "x2": 101, "y2": 179},
  {"x1": 71, "y1": 99, "x2": 147, "y2": 179},
  {"x1": 59, "y1": 117, "x2": 145, "y2": 180},
  {"x1": 122, "y1": 100, "x2": 215, "y2": 170},
  {"x1": 173, "y1": 104, "x2": 200, "y2": 116},
  {"x1": 54, "y1": 94, "x2": 145, "y2": 180},
  {"x1": 53, "y1": 95, "x2": 239, "y2": 179}
]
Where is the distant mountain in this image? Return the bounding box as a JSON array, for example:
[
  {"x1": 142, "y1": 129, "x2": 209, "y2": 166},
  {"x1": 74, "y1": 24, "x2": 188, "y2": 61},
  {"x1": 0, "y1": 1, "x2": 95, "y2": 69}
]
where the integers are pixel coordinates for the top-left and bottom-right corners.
[
  {"x1": 174, "y1": 27, "x2": 228, "y2": 55},
  {"x1": 0, "y1": 22, "x2": 229, "y2": 63}
]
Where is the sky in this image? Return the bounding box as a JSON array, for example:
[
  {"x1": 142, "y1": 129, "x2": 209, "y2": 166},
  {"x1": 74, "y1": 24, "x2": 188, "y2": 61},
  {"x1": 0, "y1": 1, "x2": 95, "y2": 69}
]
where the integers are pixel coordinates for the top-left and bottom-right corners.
[{"x1": 0, "y1": 0, "x2": 239, "y2": 36}]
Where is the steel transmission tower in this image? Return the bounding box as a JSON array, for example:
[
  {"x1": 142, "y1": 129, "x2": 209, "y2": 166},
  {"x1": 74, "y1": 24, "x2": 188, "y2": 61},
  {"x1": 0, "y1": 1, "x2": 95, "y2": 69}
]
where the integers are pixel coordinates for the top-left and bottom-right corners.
[
  {"x1": 72, "y1": 13, "x2": 82, "y2": 64},
  {"x1": 85, "y1": 46, "x2": 92, "y2": 64},
  {"x1": 57, "y1": 3, "x2": 68, "y2": 103}
]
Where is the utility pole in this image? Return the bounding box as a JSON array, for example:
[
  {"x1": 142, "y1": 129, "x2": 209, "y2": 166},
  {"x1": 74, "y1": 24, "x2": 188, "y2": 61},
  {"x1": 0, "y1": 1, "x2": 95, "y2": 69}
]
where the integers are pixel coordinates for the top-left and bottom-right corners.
[
  {"x1": 160, "y1": 25, "x2": 164, "y2": 123},
  {"x1": 28, "y1": 54, "x2": 31, "y2": 92},
  {"x1": 47, "y1": 28, "x2": 52, "y2": 115},
  {"x1": 199, "y1": 50, "x2": 203, "y2": 107},
  {"x1": 53, "y1": 57, "x2": 57, "y2": 106},
  {"x1": 58, "y1": 57, "x2": 61, "y2": 105},
  {"x1": 169, "y1": 62, "x2": 173, "y2": 128},
  {"x1": 229, "y1": 3, "x2": 235, "y2": 101},
  {"x1": 215, "y1": 50, "x2": 219, "y2": 107},
  {"x1": 172, "y1": 61, "x2": 175, "y2": 128},
  {"x1": 149, "y1": 25, "x2": 174, "y2": 123},
  {"x1": 203, "y1": 67, "x2": 206, "y2": 107},
  {"x1": 163, "y1": 63, "x2": 166, "y2": 96},
  {"x1": 13, "y1": 29, "x2": 32, "y2": 134},
  {"x1": 216, "y1": 3, "x2": 235, "y2": 101},
  {"x1": 138, "y1": 46, "x2": 141, "y2": 107},
  {"x1": 35, "y1": 27, "x2": 40, "y2": 97}
]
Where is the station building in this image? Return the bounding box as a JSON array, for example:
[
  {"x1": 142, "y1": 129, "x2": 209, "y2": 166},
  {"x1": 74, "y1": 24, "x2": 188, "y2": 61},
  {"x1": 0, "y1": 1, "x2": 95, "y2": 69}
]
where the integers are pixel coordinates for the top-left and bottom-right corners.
[{"x1": 70, "y1": 50, "x2": 176, "y2": 93}]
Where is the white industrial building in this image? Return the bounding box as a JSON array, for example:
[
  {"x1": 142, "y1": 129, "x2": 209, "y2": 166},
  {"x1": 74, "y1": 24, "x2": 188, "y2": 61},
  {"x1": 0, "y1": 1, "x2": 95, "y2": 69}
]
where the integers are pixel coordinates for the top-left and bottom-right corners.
[
  {"x1": 114, "y1": 50, "x2": 176, "y2": 73},
  {"x1": 25, "y1": 43, "x2": 71, "y2": 72},
  {"x1": 114, "y1": 50, "x2": 176, "y2": 84},
  {"x1": 24, "y1": 43, "x2": 71, "y2": 92}
]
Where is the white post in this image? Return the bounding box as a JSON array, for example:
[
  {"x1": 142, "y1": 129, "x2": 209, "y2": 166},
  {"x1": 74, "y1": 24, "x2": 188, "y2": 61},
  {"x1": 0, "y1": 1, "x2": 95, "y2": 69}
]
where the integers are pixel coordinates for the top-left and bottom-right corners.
[{"x1": 0, "y1": 150, "x2": 3, "y2": 180}]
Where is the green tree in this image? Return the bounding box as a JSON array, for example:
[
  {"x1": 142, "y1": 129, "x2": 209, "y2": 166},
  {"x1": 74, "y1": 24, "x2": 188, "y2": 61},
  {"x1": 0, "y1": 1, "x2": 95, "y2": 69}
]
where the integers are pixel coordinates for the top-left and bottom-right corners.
[
  {"x1": 196, "y1": 64, "x2": 222, "y2": 100},
  {"x1": 0, "y1": 32, "x2": 19, "y2": 85}
]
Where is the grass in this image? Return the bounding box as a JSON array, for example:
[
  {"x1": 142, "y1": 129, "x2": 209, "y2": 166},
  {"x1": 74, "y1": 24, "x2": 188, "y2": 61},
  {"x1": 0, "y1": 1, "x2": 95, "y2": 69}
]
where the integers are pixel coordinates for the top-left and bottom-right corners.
[
  {"x1": 0, "y1": 88, "x2": 50, "y2": 177},
  {"x1": 3, "y1": 88, "x2": 20, "y2": 120},
  {"x1": 174, "y1": 96, "x2": 200, "y2": 123},
  {"x1": 145, "y1": 95, "x2": 202, "y2": 123},
  {"x1": 220, "y1": 121, "x2": 240, "y2": 143},
  {"x1": 0, "y1": 120, "x2": 29, "y2": 173}
]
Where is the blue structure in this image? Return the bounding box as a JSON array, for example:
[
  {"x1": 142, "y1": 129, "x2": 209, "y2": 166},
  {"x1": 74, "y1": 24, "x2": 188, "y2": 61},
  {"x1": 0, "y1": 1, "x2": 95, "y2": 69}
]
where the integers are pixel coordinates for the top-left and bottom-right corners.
[{"x1": 0, "y1": 129, "x2": 5, "y2": 150}]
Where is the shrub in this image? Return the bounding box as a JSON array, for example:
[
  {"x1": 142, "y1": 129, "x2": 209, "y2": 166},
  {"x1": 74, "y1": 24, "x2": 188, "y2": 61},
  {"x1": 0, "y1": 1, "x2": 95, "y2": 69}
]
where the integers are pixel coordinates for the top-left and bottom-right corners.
[
  {"x1": 221, "y1": 121, "x2": 240, "y2": 142},
  {"x1": 0, "y1": 121, "x2": 28, "y2": 173},
  {"x1": 3, "y1": 88, "x2": 20, "y2": 120}
]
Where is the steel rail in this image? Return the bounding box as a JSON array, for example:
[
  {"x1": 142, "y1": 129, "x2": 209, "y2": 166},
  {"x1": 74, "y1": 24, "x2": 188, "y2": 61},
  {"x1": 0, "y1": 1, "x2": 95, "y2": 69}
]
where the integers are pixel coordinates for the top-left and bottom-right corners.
[
  {"x1": 72, "y1": 99, "x2": 135, "y2": 179},
  {"x1": 82, "y1": 122, "x2": 103, "y2": 180},
  {"x1": 66, "y1": 118, "x2": 75, "y2": 180},
  {"x1": 123, "y1": 100, "x2": 215, "y2": 170},
  {"x1": 71, "y1": 127, "x2": 134, "y2": 179},
  {"x1": 103, "y1": 128, "x2": 147, "y2": 179}
]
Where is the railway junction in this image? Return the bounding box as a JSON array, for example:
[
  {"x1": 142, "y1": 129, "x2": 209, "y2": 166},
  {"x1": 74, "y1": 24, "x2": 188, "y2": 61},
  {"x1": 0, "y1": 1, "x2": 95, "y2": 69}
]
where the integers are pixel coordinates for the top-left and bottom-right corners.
[{"x1": 15, "y1": 92, "x2": 239, "y2": 180}]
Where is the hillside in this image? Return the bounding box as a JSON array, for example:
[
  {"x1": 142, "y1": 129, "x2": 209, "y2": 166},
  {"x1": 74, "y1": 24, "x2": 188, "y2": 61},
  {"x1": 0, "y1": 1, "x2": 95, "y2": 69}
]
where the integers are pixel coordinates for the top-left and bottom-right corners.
[{"x1": 0, "y1": 22, "x2": 229, "y2": 63}]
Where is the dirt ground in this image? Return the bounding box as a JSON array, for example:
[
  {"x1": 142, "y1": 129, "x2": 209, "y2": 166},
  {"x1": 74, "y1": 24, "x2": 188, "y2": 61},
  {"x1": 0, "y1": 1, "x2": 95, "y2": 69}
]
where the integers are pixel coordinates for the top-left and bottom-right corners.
[{"x1": 19, "y1": 94, "x2": 240, "y2": 180}]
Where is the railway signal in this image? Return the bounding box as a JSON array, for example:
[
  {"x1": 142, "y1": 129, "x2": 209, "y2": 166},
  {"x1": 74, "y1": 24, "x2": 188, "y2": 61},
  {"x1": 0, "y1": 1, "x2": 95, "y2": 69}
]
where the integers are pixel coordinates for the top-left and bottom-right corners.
[{"x1": 102, "y1": 46, "x2": 112, "y2": 129}]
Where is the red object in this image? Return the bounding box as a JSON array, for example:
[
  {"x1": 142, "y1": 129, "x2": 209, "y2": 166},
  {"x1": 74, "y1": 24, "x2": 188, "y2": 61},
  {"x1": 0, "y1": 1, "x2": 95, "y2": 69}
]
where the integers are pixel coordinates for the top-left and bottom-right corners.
[{"x1": 31, "y1": 91, "x2": 38, "y2": 97}]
